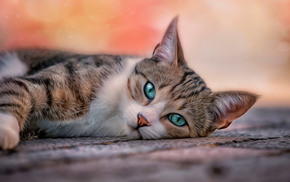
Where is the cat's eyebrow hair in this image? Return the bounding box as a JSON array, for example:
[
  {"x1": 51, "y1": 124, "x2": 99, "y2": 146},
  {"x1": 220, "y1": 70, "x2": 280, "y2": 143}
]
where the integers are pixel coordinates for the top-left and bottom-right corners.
[
  {"x1": 177, "y1": 102, "x2": 187, "y2": 110},
  {"x1": 159, "y1": 83, "x2": 168, "y2": 89},
  {"x1": 134, "y1": 67, "x2": 148, "y2": 79}
]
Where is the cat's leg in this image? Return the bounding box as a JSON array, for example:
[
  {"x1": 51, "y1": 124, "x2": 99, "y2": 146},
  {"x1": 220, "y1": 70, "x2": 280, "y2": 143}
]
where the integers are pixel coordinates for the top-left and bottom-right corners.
[
  {"x1": 0, "y1": 113, "x2": 20, "y2": 150},
  {"x1": 0, "y1": 61, "x2": 95, "y2": 149},
  {"x1": 0, "y1": 78, "x2": 34, "y2": 150}
]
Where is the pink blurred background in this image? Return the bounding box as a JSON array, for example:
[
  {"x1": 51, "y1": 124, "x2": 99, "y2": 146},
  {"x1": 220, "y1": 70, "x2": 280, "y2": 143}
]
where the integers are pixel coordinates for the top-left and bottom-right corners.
[{"x1": 0, "y1": 0, "x2": 289, "y2": 106}]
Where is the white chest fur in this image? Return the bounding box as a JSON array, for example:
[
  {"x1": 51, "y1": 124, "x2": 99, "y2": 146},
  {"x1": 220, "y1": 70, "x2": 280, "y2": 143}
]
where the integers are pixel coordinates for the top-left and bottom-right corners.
[{"x1": 36, "y1": 57, "x2": 141, "y2": 137}]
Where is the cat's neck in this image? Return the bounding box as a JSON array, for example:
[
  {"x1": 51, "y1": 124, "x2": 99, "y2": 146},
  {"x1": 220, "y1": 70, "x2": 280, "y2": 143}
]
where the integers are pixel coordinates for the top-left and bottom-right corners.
[
  {"x1": 96, "y1": 56, "x2": 142, "y2": 108},
  {"x1": 84, "y1": 56, "x2": 142, "y2": 136}
]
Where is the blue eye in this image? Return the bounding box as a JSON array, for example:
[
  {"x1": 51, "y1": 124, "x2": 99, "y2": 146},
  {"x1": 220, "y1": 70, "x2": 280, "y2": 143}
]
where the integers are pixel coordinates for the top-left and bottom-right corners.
[
  {"x1": 144, "y1": 82, "x2": 155, "y2": 100},
  {"x1": 168, "y1": 114, "x2": 186, "y2": 126}
]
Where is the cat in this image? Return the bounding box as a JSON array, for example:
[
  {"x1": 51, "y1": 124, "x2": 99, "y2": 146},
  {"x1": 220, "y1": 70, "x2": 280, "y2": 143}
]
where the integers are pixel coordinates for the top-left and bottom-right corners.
[{"x1": 0, "y1": 17, "x2": 258, "y2": 150}]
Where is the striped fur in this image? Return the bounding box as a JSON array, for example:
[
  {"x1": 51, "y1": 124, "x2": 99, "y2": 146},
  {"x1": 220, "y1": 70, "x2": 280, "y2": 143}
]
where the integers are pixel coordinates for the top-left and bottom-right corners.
[{"x1": 0, "y1": 17, "x2": 258, "y2": 150}]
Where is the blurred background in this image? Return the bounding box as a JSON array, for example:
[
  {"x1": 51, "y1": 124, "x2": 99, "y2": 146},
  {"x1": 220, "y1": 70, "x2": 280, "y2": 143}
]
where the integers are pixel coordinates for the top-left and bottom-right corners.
[{"x1": 0, "y1": 0, "x2": 289, "y2": 107}]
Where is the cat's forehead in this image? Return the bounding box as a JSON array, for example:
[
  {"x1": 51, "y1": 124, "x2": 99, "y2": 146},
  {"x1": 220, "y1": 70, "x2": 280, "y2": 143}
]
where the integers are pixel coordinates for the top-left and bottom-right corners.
[
  {"x1": 134, "y1": 58, "x2": 211, "y2": 113},
  {"x1": 135, "y1": 58, "x2": 211, "y2": 99},
  {"x1": 135, "y1": 59, "x2": 185, "y2": 84}
]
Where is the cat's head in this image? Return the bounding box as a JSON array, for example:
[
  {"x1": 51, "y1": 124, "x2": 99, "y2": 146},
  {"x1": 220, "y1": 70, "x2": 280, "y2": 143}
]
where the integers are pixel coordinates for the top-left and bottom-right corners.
[{"x1": 123, "y1": 17, "x2": 258, "y2": 139}]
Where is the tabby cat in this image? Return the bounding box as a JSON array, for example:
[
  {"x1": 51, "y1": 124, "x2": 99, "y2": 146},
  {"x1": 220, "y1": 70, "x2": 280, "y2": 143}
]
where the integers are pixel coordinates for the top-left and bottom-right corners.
[{"x1": 0, "y1": 17, "x2": 258, "y2": 150}]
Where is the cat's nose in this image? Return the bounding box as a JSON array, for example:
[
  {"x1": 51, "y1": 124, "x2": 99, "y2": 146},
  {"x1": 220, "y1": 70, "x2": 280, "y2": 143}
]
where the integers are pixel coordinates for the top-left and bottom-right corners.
[{"x1": 137, "y1": 113, "x2": 150, "y2": 127}]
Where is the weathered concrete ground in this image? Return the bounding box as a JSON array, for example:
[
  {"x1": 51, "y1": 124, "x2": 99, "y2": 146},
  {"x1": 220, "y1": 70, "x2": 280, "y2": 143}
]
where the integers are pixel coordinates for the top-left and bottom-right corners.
[{"x1": 0, "y1": 107, "x2": 289, "y2": 182}]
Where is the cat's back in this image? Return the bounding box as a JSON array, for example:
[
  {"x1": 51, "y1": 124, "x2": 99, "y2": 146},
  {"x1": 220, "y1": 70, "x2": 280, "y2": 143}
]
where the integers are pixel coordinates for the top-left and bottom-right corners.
[{"x1": 0, "y1": 48, "x2": 130, "y2": 77}]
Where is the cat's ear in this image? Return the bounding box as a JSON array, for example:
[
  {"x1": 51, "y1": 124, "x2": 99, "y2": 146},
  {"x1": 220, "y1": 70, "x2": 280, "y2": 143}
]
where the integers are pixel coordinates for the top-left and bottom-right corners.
[
  {"x1": 152, "y1": 16, "x2": 186, "y2": 66},
  {"x1": 209, "y1": 91, "x2": 259, "y2": 130}
]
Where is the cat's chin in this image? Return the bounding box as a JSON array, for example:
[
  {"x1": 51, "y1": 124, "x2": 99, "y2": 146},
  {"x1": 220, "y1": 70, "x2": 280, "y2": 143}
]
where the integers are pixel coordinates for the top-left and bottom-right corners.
[{"x1": 126, "y1": 127, "x2": 142, "y2": 139}]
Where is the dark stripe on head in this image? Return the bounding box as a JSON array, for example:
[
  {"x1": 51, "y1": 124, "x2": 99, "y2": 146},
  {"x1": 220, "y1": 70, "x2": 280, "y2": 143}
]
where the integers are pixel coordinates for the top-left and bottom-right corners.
[
  {"x1": 173, "y1": 84, "x2": 209, "y2": 101},
  {"x1": 190, "y1": 80, "x2": 205, "y2": 90},
  {"x1": 182, "y1": 79, "x2": 192, "y2": 87},
  {"x1": 199, "y1": 86, "x2": 210, "y2": 93},
  {"x1": 170, "y1": 71, "x2": 196, "y2": 92}
]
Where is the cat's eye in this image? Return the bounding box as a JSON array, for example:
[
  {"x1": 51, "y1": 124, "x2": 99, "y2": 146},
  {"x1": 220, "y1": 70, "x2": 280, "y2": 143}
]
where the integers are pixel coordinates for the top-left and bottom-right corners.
[
  {"x1": 144, "y1": 82, "x2": 155, "y2": 100},
  {"x1": 168, "y1": 113, "x2": 187, "y2": 126}
]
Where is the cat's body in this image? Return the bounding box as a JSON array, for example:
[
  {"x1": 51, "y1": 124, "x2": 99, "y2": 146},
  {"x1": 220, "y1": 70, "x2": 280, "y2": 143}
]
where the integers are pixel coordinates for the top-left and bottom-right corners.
[
  {"x1": 0, "y1": 51, "x2": 143, "y2": 138},
  {"x1": 0, "y1": 17, "x2": 258, "y2": 150}
]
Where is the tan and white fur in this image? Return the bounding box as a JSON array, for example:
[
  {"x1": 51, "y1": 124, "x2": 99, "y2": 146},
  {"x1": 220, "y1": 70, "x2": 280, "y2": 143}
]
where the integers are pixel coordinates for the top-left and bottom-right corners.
[{"x1": 0, "y1": 17, "x2": 258, "y2": 150}]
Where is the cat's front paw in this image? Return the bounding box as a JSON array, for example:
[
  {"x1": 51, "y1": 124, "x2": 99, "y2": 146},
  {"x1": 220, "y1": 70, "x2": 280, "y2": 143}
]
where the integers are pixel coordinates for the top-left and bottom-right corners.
[{"x1": 0, "y1": 113, "x2": 20, "y2": 150}]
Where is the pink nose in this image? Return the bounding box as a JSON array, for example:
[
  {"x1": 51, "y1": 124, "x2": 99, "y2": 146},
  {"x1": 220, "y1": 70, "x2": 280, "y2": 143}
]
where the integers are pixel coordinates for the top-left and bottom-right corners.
[{"x1": 137, "y1": 113, "x2": 150, "y2": 127}]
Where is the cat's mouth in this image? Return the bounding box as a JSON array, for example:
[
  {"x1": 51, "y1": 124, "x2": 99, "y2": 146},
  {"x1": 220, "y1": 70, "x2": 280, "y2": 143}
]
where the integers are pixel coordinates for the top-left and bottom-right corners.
[
  {"x1": 126, "y1": 114, "x2": 151, "y2": 139},
  {"x1": 127, "y1": 125, "x2": 143, "y2": 139}
]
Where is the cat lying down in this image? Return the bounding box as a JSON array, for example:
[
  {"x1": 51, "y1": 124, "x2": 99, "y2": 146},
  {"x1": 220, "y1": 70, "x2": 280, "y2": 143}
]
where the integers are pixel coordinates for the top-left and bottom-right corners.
[{"x1": 0, "y1": 17, "x2": 258, "y2": 150}]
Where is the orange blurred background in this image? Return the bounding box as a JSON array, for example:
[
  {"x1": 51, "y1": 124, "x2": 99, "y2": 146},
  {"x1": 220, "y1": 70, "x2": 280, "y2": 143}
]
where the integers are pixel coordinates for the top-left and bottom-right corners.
[{"x1": 0, "y1": 0, "x2": 289, "y2": 106}]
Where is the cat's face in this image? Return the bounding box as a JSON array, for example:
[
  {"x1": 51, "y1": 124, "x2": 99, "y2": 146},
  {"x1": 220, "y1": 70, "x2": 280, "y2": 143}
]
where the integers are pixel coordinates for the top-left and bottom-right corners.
[
  {"x1": 123, "y1": 17, "x2": 258, "y2": 139},
  {"x1": 124, "y1": 58, "x2": 211, "y2": 139}
]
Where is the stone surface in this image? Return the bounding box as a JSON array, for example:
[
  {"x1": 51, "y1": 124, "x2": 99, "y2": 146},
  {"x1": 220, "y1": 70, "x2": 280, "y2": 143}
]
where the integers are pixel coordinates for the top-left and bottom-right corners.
[
  {"x1": 0, "y1": 107, "x2": 290, "y2": 182},
  {"x1": 138, "y1": 146, "x2": 282, "y2": 162},
  {"x1": 224, "y1": 137, "x2": 290, "y2": 150},
  {"x1": 2, "y1": 152, "x2": 289, "y2": 182},
  {"x1": 0, "y1": 136, "x2": 251, "y2": 174}
]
